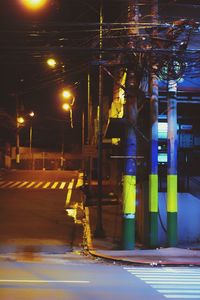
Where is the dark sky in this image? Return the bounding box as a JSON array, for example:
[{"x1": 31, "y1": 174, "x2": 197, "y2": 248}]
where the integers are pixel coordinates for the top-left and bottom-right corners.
[{"x1": 1, "y1": 0, "x2": 200, "y2": 150}]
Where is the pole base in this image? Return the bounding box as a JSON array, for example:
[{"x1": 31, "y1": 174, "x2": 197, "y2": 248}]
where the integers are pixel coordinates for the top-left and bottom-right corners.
[
  {"x1": 122, "y1": 215, "x2": 135, "y2": 250},
  {"x1": 167, "y1": 212, "x2": 178, "y2": 247}
]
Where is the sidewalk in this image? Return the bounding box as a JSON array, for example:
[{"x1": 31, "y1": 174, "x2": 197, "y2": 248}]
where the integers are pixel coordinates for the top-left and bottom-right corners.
[{"x1": 82, "y1": 182, "x2": 200, "y2": 266}]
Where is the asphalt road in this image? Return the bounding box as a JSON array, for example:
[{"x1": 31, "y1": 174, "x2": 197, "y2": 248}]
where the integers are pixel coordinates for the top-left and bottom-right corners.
[
  {"x1": 1, "y1": 170, "x2": 200, "y2": 299},
  {"x1": 1, "y1": 256, "x2": 200, "y2": 300},
  {"x1": 0, "y1": 170, "x2": 83, "y2": 254}
]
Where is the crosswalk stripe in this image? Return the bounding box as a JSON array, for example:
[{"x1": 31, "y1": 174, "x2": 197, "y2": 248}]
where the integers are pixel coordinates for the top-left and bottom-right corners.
[
  {"x1": 151, "y1": 283, "x2": 199, "y2": 290},
  {"x1": 147, "y1": 281, "x2": 200, "y2": 284},
  {"x1": 26, "y1": 181, "x2": 36, "y2": 188},
  {"x1": 0, "y1": 181, "x2": 14, "y2": 188},
  {"x1": 124, "y1": 267, "x2": 200, "y2": 299},
  {"x1": 17, "y1": 181, "x2": 29, "y2": 188},
  {"x1": 59, "y1": 182, "x2": 66, "y2": 189},
  {"x1": 42, "y1": 182, "x2": 51, "y2": 189},
  {"x1": 0, "y1": 180, "x2": 70, "y2": 190},
  {"x1": 8, "y1": 181, "x2": 21, "y2": 188},
  {"x1": 165, "y1": 296, "x2": 200, "y2": 299},
  {"x1": 51, "y1": 182, "x2": 59, "y2": 189},
  {"x1": 34, "y1": 182, "x2": 43, "y2": 188},
  {"x1": 158, "y1": 290, "x2": 200, "y2": 294},
  {"x1": 65, "y1": 179, "x2": 74, "y2": 207}
]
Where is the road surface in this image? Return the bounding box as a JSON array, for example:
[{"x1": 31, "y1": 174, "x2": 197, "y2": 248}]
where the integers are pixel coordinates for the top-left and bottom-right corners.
[
  {"x1": 1, "y1": 255, "x2": 200, "y2": 300},
  {"x1": 0, "y1": 170, "x2": 83, "y2": 254}
]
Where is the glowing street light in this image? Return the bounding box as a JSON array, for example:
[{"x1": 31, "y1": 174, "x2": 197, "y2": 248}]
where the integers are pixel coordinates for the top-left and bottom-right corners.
[
  {"x1": 62, "y1": 103, "x2": 70, "y2": 111},
  {"x1": 61, "y1": 90, "x2": 75, "y2": 128},
  {"x1": 46, "y1": 58, "x2": 57, "y2": 69},
  {"x1": 62, "y1": 90, "x2": 72, "y2": 100},
  {"x1": 61, "y1": 89, "x2": 75, "y2": 107},
  {"x1": 17, "y1": 116, "x2": 25, "y2": 125},
  {"x1": 29, "y1": 111, "x2": 35, "y2": 117},
  {"x1": 19, "y1": 0, "x2": 48, "y2": 11}
]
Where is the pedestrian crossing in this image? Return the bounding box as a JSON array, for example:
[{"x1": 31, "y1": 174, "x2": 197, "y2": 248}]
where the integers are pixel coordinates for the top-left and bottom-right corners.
[
  {"x1": 124, "y1": 267, "x2": 200, "y2": 299},
  {"x1": 0, "y1": 180, "x2": 79, "y2": 190}
]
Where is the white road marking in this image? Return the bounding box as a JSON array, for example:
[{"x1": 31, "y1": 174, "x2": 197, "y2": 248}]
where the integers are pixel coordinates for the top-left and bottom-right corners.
[
  {"x1": 0, "y1": 279, "x2": 90, "y2": 284},
  {"x1": 0, "y1": 181, "x2": 14, "y2": 188},
  {"x1": 42, "y1": 182, "x2": 51, "y2": 189},
  {"x1": 65, "y1": 179, "x2": 75, "y2": 207},
  {"x1": 26, "y1": 181, "x2": 36, "y2": 188},
  {"x1": 34, "y1": 182, "x2": 43, "y2": 188},
  {"x1": 158, "y1": 290, "x2": 200, "y2": 294},
  {"x1": 0, "y1": 180, "x2": 68, "y2": 190},
  {"x1": 59, "y1": 182, "x2": 66, "y2": 189},
  {"x1": 51, "y1": 182, "x2": 59, "y2": 189},
  {"x1": 17, "y1": 181, "x2": 29, "y2": 188},
  {"x1": 165, "y1": 296, "x2": 200, "y2": 299},
  {"x1": 8, "y1": 181, "x2": 21, "y2": 188},
  {"x1": 124, "y1": 267, "x2": 200, "y2": 299}
]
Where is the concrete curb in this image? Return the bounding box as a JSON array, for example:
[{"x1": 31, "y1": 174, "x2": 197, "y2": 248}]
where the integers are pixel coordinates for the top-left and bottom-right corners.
[{"x1": 83, "y1": 202, "x2": 200, "y2": 266}]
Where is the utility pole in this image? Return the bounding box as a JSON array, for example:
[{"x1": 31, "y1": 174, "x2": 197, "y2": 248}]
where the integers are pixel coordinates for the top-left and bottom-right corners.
[
  {"x1": 122, "y1": 0, "x2": 139, "y2": 250},
  {"x1": 87, "y1": 72, "x2": 92, "y2": 185},
  {"x1": 16, "y1": 94, "x2": 20, "y2": 164},
  {"x1": 149, "y1": 0, "x2": 159, "y2": 248},
  {"x1": 167, "y1": 80, "x2": 178, "y2": 246},
  {"x1": 94, "y1": 1, "x2": 105, "y2": 237}
]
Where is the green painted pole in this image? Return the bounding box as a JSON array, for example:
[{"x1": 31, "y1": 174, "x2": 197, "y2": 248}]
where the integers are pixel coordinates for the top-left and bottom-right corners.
[{"x1": 167, "y1": 80, "x2": 178, "y2": 246}]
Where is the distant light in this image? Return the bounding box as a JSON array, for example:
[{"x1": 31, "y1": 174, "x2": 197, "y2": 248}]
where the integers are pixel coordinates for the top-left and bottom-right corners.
[
  {"x1": 62, "y1": 90, "x2": 71, "y2": 99},
  {"x1": 29, "y1": 111, "x2": 35, "y2": 117},
  {"x1": 47, "y1": 58, "x2": 57, "y2": 68},
  {"x1": 20, "y1": 0, "x2": 47, "y2": 10},
  {"x1": 62, "y1": 103, "x2": 70, "y2": 111},
  {"x1": 17, "y1": 116, "x2": 25, "y2": 124}
]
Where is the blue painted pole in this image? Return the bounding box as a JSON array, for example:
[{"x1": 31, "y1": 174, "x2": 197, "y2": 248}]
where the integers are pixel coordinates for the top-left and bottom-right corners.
[
  {"x1": 149, "y1": 73, "x2": 159, "y2": 248},
  {"x1": 167, "y1": 80, "x2": 178, "y2": 246}
]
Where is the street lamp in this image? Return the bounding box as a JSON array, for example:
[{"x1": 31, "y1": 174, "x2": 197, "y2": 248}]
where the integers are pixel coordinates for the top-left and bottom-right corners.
[
  {"x1": 16, "y1": 116, "x2": 25, "y2": 164},
  {"x1": 46, "y1": 58, "x2": 57, "y2": 69},
  {"x1": 61, "y1": 89, "x2": 75, "y2": 128},
  {"x1": 28, "y1": 111, "x2": 35, "y2": 154},
  {"x1": 19, "y1": 0, "x2": 48, "y2": 11}
]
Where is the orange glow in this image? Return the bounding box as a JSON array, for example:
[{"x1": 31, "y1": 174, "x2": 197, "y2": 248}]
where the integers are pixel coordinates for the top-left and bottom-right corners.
[
  {"x1": 62, "y1": 90, "x2": 71, "y2": 99},
  {"x1": 17, "y1": 116, "x2": 25, "y2": 124},
  {"x1": 20, "y1": 0, "x2": 48, "y2": 10},
  {"x1": 62, "y1": 103, "x2": 70, "y2": 111},
  {"x1": 47, "y1": 58, "x2": 57, "y2": 68}
]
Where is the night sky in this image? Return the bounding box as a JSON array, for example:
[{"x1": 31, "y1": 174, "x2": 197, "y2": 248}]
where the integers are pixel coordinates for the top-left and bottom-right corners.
[{"x1": 1, "y1": 0, "x2": 200, "y2": 151}]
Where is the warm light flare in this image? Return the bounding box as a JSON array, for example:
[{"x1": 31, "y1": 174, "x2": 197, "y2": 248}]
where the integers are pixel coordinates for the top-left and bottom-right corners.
[
  {"x1": 29, "y1": 111, "x2": 35, "y2": 117},
  {"x1": 62, "y1": 103, "x2": 70, "y2": 111},
  {"x1": 62, "y1": 90, "x2": 72, "y2": 99},
  {"x1": 17, "y1": 116, "x2": 25, "y2": 124},
  {"x1": 20, "y1": 0, "x2": 48, "y2": 10},
  {"x1": 47, "y1": 58, "x2": 57, "y2": 68}
]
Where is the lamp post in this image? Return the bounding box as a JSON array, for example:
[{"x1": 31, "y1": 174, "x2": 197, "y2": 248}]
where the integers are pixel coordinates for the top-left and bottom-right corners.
[
  {"x1": 60, "y1": 90, "x2": 75, "y2": 169},
  {"x1": 29, "y1": 111, "x2": 34, "y2": 154},
  {"x1": 16, "y1": 116, "x2": 25, "y2": 164},
  {"x1": 61, "y1": 89, "x2": 75, "y2": 128}
]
